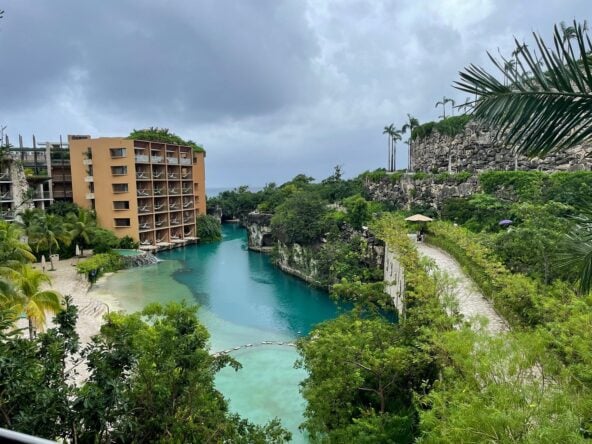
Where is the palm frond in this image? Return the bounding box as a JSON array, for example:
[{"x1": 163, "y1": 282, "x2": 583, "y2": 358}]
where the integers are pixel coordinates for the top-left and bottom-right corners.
[{"x1": 454, "y1": 20, "x2": 592, "y2": 157}]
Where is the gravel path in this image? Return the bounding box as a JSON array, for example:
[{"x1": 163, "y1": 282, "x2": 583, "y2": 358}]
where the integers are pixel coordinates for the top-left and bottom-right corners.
[{"x1": 416, "y1": 241, "x2": 508, "y2": 334}]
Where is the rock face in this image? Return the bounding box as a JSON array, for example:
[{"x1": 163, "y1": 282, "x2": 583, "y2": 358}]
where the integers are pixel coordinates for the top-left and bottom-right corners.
[
  {"x1": 246, "y1": 212, "x2": 274, "y2": 252},
  {"x1": 411, "y1": 121, "x2": 592, "y2": 174},
  {"x1": 121, "y1": 251, "x2": 159, "y2": 268},
  {"x1": 246, "y1": 211, "x2": 385, "y2": 288},
  {"x1": 364, "y1": 175, "x2": 480, "y2": 211}
]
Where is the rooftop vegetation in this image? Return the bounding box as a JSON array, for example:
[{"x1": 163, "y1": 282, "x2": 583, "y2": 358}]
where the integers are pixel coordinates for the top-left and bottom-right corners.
[
  {"x1": 411, "y1": 114, "x2": 472, "y2": 140},
  {"x1": 129, "y1": 127, "x2": 205, "y2": 153}
]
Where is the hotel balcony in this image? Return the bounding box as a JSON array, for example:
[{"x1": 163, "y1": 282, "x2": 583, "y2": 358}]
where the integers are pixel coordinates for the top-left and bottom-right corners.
[
  {"x1": 32, "y1": 191, "x2": 51, "y2": 200},
  {"x1": 181, "y1": 172, "x2": 192, "y2": 180},
  {"x1": 180, "y1": 157, "x2": 191, "y2": 165},
  {"x1": 152, "y1": 169, "x2": 165, "y2": 179},
  {"x1": 0, "y1": 171, "x2": 10, "y2": 181},
  {"x1": 84, "y1": 176, "x2": 94, "y2": 183},
  {"x1": 135, "y1": 154, "x2": 149, "y2": 163},
  {"x1": 153, "y1": 187, "x2": 165, "y2": 196},
  {"x1": 154, "y1": 217, "x2": 168, "y2": 228},
  {"x1": 170, "y1": 216, "x2": 182, "y2": 226},
  {"x1": 182, "y1": 186, "x2": 192, "y2": 194},
  {"x1": 167, "y1": 172, "x2": 179, "y2": 180},
  {"x1": 151, "y1": 155, "x2": 164, "y2": 164},
  {"x1": 182, "y1": 200, "x2": 193, "y2": 209},
  {"x1": 136, "y1": 171, "x2": 151, "y2": 180},
  {"x1": 137, "y1": 188, "x2": 152, "y2": 197},
  {"x1": 0, "y1": 210, "x2": 15, "y2": 220},
  {"x1": 168, "y1": 200, "x2": 180, "y2": 210},
  {"x1": 166, "y1": 157, "x2": 179, "y2": 165},
  {"x1": 153, "y1": 201, "x2": 168, "y2": 212},
  {"x1": 0, "y1": 191, "x2": 13, "y2": 201},
  {"x1": 139, "y1": 222, "x2": 153, "y2": 231},
  {"x1": 168, "y1": 187, "x2": 179, "y2": 195},
  {"x1": 82, "y1": 158, "x2": 93, "y2": 166},
  {"x1": 52, "y1": 189, "x2": 73, "y2": 199},
  {"x1": 138, "y1": 204, "x2": 153, "y2": 213},
  {"x1": 85, "y1": 192, "x2": 95, "y2": 200}
]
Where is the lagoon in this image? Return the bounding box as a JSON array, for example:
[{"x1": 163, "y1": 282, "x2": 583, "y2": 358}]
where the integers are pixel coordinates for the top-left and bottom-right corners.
[{"x1": 89, "y1": 223, "x2": 343, "y2": 442}]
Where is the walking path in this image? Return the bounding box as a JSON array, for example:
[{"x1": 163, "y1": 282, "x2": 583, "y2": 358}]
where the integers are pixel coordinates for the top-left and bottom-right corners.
[{"x1": 415, "y1": 241, "x2": 508, "y2": 334}]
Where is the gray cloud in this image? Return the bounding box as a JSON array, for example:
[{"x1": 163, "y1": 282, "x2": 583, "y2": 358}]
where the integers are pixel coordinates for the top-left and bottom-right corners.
[{"x1": 0, "y1": 0, "x2": 590, "y2": 187}]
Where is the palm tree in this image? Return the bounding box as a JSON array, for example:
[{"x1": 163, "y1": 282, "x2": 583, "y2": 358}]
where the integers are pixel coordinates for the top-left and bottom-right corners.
[
  {"x1": 0, "y1": 219, "x2": 35, "y2": 265},
  {"x1": 390, "y1": 129, "x2": 403, "y2": 171},
  {"x1": 67, "y1": 208, "x2": 97, "y2": 253},
  {"x1": 560, "y1": 212, "x2": 592, "y2": 295},
  {"x1": 454, "y1": 20, "x2": 592, "y2": 158},
  {"x1": 435, "y1": 96, "x2": 454, "y2": 119},
  {"x1": 29, "y1": 214, "x2": 72, "y2": 270},
  {"x1": 0, "y1": 265, "x2": 62, "y2": 338},
  {"x1": 383, "y1": 124, "x2": 395, "y2": 171},
  {"x1": 401, "y1": 114, "x2": 420, "y2": 171}
]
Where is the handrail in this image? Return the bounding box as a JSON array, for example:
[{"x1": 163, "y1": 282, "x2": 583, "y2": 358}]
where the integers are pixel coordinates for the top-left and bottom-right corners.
[{"x1": 0, "y1": 427, "x2": 56, "y2": 444}]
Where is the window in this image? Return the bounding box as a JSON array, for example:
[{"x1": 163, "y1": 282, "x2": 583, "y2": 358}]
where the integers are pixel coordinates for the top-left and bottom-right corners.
[
  {"x1": 111, "y1": 166, "x2": 127, "y2": 176},
  {"x1": 114, "y1": 218, "x2": 131, "y2": 227},
  {"x1": 112, "y1": 183, "x2": 129, "y2": 193},
  {"x1": 113, "y1": 200, "x2": 130, "y2": 210},
  {"x1": 110, "y1": 148, "x2": 127, "y2": 158}
]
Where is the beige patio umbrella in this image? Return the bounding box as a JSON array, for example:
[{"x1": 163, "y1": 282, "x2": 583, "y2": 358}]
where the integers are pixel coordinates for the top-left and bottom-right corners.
[{"x1": 404, "y1": 214, "x2": 433, "y2": 222}]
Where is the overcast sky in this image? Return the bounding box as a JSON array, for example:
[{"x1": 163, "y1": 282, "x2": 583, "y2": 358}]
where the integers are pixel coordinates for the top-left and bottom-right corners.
[{"x1": 0, "y1": 1, "x2": 589, "y2": 188}]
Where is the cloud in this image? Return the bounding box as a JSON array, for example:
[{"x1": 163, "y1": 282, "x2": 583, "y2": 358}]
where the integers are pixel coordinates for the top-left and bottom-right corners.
[{"x1": 0, "y1": 0, "x2": 590, "y2": 187}]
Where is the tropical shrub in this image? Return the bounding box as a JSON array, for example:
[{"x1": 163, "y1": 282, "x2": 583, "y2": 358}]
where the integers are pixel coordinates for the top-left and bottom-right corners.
[
  {"x1": 270, "y1": 192, "x2": 328, "y2": 245},
  {"x1": 129, "y1": 127, "x2": 205, "y2": 153},
  {"x1": 76, "y1": 252, "x2": 124, "y2": 281},
  {"x1": 196, "y1": 214, "x2": 222, "y2": 242}
]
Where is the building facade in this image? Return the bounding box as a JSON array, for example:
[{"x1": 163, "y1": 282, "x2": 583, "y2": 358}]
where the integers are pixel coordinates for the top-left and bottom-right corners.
[{"x1": 69, "y1": 136, "x2": 206, "y2": 248}]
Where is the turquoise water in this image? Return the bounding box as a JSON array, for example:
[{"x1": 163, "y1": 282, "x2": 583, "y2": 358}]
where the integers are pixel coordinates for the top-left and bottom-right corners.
[{"x1": 90, "y1": 224, "x2": 344, "y2": 442}]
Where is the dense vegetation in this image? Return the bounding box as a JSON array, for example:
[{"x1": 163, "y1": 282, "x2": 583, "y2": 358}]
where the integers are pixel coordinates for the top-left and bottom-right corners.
[
  {"x1": 411, "y1": 115, "x2": 472, "y2": 140},
  {"x1": 129, "y1": 127, "x2": 205, "y2": 153},
  {"x1": 196, "y1": 214, "x2": 222, "y2": 242}
]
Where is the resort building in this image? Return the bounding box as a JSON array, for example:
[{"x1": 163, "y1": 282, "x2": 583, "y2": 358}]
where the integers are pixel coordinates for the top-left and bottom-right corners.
[
  {"x1": 69, "y1": 135, "x2": 206, "y2": 249},
  {"x1": 0, "y1": 136, "x2": 63, "y2": 220}
]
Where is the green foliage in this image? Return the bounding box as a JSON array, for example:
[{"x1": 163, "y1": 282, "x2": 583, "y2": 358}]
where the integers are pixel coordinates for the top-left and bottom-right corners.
[
  {"x1": 479, "y1": 171, "x2": 545, "y2": 200},
  {"x1": 455, "y1": 20, "x2": 592, "y2": 157},
  {"x1": 411, "y1": 115, "x2": 471, "y2": 140},
  {"x1": 0, "y1": 302, "x2": 291, "y2": 442},
  {"x1": 433, "y1": 171, "x2": 472, "y2": 184},
  {"x1": 342, "y1": 194, "x2": 371, "y2": 229},
  {"x1": 76, "y1": 252, "x2": 124, "y2": 281},
  {"x1": 117, "y1": 235, "x2": 139, "y2": 249},
  {"x1": 89, "y1": 227, "x2": 120, "y2": 253},
  {"x1": 271, "y1": 192, "x2": 328, "y2": 245},
  {"x1": 46, "y1": 201, "x2": 81, "y2": 217},
  {"x1": 129, "y1": 127, "x2": 205, "y2": 152},
  {"x1": 316, "y1": 236, "x2": 383, "y2": 286},
  {"x1": 196, "y1": 214, "x2": 222, "y2": 242}
]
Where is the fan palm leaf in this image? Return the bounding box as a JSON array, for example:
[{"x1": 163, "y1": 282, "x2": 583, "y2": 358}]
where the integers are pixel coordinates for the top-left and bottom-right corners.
[{"x1": 454, "y1": 20, "x2": 592, "y2": 157}]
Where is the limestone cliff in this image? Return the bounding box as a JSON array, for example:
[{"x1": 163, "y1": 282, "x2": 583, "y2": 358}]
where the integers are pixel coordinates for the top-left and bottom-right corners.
[{"x1": 411, "y1": 120, "x2": 592, "y2": 174}]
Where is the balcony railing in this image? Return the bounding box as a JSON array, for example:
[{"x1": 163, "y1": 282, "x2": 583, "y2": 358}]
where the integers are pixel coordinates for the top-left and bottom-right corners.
[
  {"x1": 0, "y1": 192, "x2": 12, "y2": 201},
  {"x1": 170, "y1": 218, "x2": 181, "y2": 226},
  {"x1": 32, "y1": 192, "x2": 51, "y2": 200},
  {"x1": 168, "y1": 173, "x2": 178, "y2": 179},
  {"x1": 84, "y1": 176, "x2": 94, "y2": 183},
  {"x1": 139, "y1": 223, "x2": 152, "y2": 231},
  {"x1": 180, "y1": 158, "x2": 191, "y2": 165},
  {"x1": 155, "y1": 219, "x2": 167, "y2": 227},
  {"x1": 181, "y1": 173, "x2": 192, "y2": 179},
  {"x1": 0, "y1": 172, "x2": 9, "y2": 181},
  {"x1": 153, "y1": 202, "x2": 167, "y2": 211},
  {"x1": 151, "y1": 155, "x2": 163, "y2": 163},
  {"x1": 137, "y1": 189, "x2": 151, "y2": 197},
  {"x1": 152, "y1": 170, "x2": 164, "y2": 179},
  {"x1": 167, "y1": 157, "x2": 179, "y2": 165},
  {"x1": 153, "y1": 188, "x2": 164, "y2": 196},
  {"x1": 52, "y1": 190, "x2": 73, "y2": 198},
  {"x1": 82, "y1": 158, "x2": 93, "y2": 166},
  {"x1": 85, "y1": 193, "x2": 95, "y2": 200},
  {"x1": 168, "y1": 202, "x2": 179, "y2": 210},
  {"x1": 0, "y1": 210, "x2": 15, "y2": 220},
  {"x1": 168, "y1": 188, "x2": 179, "y2": 195},
  {"x1": 138, "y1": 205, "x2": 152, "y2": 213},
  {"x1": 136, "y1": 171, "x2": 151, "y2": 180},
  {"x1": 135, "y1": 154, "x2": 149, "y2": 163},
  {"x1": 183, "y1": 201, "x2": 193, "y2": 209},
  {"x1": 182, "y1": 187, "x2": 192, "y2": 194}
]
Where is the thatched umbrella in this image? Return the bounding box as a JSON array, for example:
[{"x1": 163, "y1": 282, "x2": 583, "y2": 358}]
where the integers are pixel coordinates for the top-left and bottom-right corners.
[{"x1": 404, "y1": 214, "x2": 433, "y2": 222}]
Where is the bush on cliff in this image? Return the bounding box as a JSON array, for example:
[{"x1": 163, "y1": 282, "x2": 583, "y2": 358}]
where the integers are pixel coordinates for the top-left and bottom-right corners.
[{"x1": 271, "y1": 192, "x2": 328, "y2": 245}]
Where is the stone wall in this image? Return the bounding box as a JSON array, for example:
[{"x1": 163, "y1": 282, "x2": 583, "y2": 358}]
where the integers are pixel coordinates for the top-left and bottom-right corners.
[
  {"x1": 411, "y1": 121, "x2": 592, "y2": 174},
  {"x1": 364, "y1": 175, "x2": 480, "y2": 211}
]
